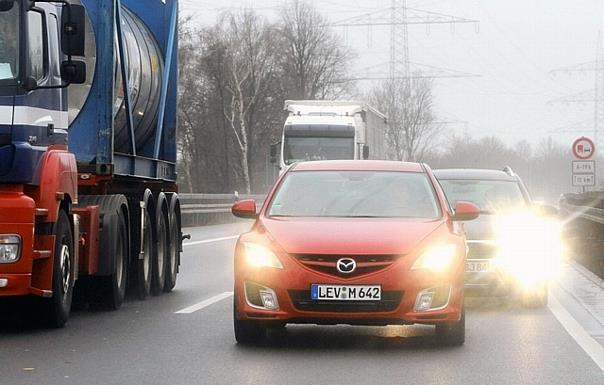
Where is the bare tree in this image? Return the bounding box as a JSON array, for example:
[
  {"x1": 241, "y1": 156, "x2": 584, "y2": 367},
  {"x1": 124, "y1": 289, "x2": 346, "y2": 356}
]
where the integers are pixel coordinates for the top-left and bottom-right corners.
[
  {"x1": 219, "y1": 10, "x2": 279, "y2": 194},
  {"x1": 277, "y1": 0, "x2": 354, "y2": 100},
  {"x1": 369, "y1": 77, "x2": 440, "y2": 161}
]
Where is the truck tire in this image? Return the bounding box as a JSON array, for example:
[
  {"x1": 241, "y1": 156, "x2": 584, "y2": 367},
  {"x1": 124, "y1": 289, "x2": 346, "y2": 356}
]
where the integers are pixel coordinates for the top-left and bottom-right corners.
[
  {"x1": 164, "y1": 194, "x2": 181, "y2": 292},
  {"x1": 435, "y1": 307, "x2": 465, "y2": 346},
  {"x1": 134, "y1": 208, "x2": 153, "y2": 299},
  {"x1": 46, "y1": 210, "x2": 74, "y2": 328},
  {"x1": 100, "y1": 209, "x2": 128, "y2": 309},
  {"x1": 151, "y1": 195, "x2": 168, "y2": 295}
]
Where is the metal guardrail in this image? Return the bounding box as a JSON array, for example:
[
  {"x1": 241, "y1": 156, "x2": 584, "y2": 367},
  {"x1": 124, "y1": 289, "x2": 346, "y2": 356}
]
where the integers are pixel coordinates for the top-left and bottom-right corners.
[
  {"x1": 560, "y1": 193, "x2": 604, "y2": 279},
  {"x1": 179, "y1": 193, "x2": 266, "y2": 227}
]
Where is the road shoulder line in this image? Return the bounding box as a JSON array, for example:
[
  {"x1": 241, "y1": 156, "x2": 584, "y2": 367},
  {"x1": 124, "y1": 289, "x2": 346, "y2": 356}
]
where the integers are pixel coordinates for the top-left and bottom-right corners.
[
  {"x1": 175, "y1": 292, "x2": 234, "y2": 314},
  {"x1": 548, "y1": 293, "x2": 604, "y2": 371},
  {"x1": 183, "y1": 235, "x2": 239, "y2": 247}
]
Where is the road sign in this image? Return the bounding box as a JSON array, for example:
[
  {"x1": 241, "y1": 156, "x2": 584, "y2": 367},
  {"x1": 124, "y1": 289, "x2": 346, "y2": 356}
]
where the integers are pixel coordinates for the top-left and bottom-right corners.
[
  {"x1": 573, "y1": 160, "x2": 596, "y2": 174},
  {"x1": 573, "y1": 174, "x2": 596, "y2": 187},
  {"x1": 572, "y1": 137, "x2": 595, "y2": 160}
]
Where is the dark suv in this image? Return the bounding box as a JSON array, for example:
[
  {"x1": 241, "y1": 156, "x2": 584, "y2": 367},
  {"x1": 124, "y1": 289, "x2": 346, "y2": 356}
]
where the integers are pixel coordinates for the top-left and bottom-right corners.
[{"x1": 434, "y1": 167, "x2": 556, "y2": 307}]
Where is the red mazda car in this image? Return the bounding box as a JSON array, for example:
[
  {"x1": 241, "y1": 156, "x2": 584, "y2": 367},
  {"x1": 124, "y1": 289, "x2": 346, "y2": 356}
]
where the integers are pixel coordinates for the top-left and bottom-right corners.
[{"x1": 231, "y1": 161, "x2": 479, "y2": 345}]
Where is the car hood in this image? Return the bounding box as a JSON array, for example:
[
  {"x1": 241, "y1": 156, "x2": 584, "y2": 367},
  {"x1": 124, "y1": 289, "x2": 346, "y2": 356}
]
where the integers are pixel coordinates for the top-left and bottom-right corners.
[
  {"x1": 462, "y1": 214, "x2": 496, "y2": 241},
  {"x1": 259, "y1": 217, "x2": 445, "y2": 255}
]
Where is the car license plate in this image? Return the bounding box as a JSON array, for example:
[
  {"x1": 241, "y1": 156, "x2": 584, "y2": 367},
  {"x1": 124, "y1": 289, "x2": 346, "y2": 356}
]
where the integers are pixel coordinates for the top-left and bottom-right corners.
[
  {"x1": 466, "y1": 261, "x2": 490, "y2": 273},
  {"x1": 310, "y1": 284, "x2": 381, "y2": 301}
]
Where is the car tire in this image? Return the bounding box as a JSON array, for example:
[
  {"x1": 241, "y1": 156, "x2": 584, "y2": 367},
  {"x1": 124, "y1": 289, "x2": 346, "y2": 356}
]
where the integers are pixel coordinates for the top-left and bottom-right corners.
[
  {"x1": 233, "y1": 298, "x2": 266, "y2": 345},
  {"x1": 435, "y1": 307, "x2": 465, "y2": 346}
]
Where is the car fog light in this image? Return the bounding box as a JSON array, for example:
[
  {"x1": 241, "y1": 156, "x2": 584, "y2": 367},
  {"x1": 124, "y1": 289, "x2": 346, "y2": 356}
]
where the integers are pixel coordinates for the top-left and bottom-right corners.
[
  {"x1": 0, "y1": 278, "x2": 7, "y2": 288},
  {"x1": 259, "y1": 289, "x2": 279, "y2": 310},
  {"x1": 415, "y1": 290, "x2": 435, "y2": 311},
  {"x1": 0, "y1": 235, "x2": 21, "y2": 263},
  {"x1": 245, "y1": 281, "x2": 280, "y2": 311},
  {"x1": 415, "y1": 286, "x2": 451, "y2": 311}
]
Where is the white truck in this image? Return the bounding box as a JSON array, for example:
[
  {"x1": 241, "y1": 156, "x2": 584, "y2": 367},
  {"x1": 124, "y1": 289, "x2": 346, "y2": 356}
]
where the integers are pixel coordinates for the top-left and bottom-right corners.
[{"x1": 271, "y1": 100, "x2": 388, "y2": 171}]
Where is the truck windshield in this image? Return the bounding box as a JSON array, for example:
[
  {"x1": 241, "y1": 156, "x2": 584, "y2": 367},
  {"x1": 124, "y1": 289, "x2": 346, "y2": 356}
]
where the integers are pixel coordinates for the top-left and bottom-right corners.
[
  {"x1": 0, "y1": 2, "x2": 20, "y2": 83},
  {"x1": 284, "y1": 137, "x2": 354, "y2": 165}
]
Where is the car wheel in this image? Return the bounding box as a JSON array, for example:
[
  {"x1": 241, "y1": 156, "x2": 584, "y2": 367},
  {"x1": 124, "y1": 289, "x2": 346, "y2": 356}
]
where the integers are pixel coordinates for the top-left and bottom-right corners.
[
  {"x1": 435, "y1": 307, "x2": 465, "y2": 346},
  {"x1": 233, "y1": 298, "x2": 266, "y2": 345}
]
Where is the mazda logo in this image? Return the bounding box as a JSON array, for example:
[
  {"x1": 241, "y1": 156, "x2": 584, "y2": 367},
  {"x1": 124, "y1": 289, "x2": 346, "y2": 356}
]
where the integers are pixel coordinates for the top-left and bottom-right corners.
[{"x1": 336, "y1": 258, "x2": 357, "y2": 274}]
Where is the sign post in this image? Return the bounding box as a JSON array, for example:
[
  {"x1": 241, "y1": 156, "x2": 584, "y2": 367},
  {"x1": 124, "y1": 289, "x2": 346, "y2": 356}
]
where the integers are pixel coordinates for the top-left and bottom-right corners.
[{"x1": 572, "y1": 137, "x2": 596, "y2": 192}]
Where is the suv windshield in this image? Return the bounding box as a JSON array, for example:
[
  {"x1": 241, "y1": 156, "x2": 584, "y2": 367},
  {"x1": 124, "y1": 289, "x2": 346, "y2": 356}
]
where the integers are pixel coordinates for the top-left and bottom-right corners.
[
  {"x1": 269, "y1": 171, "x2": 441, "y2": 218},
  {"x1": 439, "y1": 179, "x2": 527, "y2": 213},
  {"x1": 0, "y1": 3, "x2": 19, "y2": 83}
]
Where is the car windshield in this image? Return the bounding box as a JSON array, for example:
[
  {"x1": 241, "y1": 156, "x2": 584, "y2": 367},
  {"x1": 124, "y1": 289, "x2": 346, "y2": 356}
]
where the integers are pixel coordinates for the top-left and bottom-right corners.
[
  {"x1": 284, "y1": 137, "x2": 354, "y2": 165},
  {"x1": 0, "y1": 3, "x2": 19, "y2": 83},
  {"x1": 268, "y1": 170, "x2": 441, "y2": 218},
  {"x1": 439, "y1": 179, "x2": 527, "y2": 213}
]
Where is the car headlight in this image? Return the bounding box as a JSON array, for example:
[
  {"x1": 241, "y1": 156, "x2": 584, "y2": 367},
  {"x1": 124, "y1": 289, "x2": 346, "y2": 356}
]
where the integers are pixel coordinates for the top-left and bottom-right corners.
[
  {"x1": 411, "y1": 244, "x2": 458, "y2": 271},
  {"x1": 0, "y1": 235, "x2": 21, "y2": 263},
  {"x1": 494, "y1": 212, "x2": 561, "y2": 285},
  {"x1": 243, "y1": 242, "x2": 283, "y2": 269}
]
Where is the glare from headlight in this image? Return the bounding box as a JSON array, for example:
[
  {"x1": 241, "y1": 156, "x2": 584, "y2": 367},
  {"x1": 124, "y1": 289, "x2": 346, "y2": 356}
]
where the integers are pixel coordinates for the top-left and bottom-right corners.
[
  {"x1": 0, "y1": 235, "x2": 21, "y2": 263},
  {"x1": 243, "y1": 243, "x2": 283, "y2": 269},
  {"x1": 412, "y1": 244, "x2": 458, "y2": 271},
  {"x1": 494, "y1": 212, "x2": 561, "y2": 286}
]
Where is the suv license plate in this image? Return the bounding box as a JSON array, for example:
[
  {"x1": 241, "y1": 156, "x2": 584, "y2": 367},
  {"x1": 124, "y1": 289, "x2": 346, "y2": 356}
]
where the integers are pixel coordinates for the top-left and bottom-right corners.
[{"x1": 310, "y1": 284, "x2": 381, "y2": 301}]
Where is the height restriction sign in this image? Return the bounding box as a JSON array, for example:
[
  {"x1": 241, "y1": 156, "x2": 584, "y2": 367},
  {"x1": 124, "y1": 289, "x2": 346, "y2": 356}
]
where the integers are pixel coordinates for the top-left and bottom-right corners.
[{"x1": 572, "y1": 137, "x2": 595, "y2": 160}]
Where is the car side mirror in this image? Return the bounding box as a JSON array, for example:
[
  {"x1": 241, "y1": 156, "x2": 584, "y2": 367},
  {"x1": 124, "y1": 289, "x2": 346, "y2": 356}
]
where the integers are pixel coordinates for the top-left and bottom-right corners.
[
  {"x1": 452, "y1": 201, "x2": 480, "y2": 221},
  {"x1": 232, "y1": 199, "x2": 258, "y2": 219},
  {"x1": 362, "y1": 145, "x2": 370, "y2": 160}
]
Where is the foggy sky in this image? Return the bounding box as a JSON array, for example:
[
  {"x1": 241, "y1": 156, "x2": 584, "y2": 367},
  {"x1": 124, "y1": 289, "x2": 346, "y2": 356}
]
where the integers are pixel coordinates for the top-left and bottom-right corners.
[{"x1": 180, "y1": 0, "x2": 604, "y2": 151}]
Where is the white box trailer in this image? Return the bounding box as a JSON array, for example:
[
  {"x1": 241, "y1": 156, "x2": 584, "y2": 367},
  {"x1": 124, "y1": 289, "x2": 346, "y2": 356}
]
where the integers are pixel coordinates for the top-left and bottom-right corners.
[{"x1": 273, "y1": 101, "x2": 388, "y2": 171}]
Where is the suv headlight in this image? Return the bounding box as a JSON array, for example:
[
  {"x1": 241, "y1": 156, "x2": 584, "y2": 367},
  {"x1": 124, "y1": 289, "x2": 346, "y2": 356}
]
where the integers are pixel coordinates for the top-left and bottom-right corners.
[
  {"x1": 243, "y1": 242, "x2": 283, "y2": 269},
  {"x1": 411, "y1": 244, "x2": 457, "y2": 271},
  {"x1": 0, "y1": 235, "x2": 21, "y2": 263}
]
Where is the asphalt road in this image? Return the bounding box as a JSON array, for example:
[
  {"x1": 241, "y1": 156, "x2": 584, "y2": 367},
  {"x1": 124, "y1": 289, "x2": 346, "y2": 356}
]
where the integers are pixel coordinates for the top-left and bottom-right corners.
[{"x1": 1, "y1": 221, "x2": 603, "y2": 385}]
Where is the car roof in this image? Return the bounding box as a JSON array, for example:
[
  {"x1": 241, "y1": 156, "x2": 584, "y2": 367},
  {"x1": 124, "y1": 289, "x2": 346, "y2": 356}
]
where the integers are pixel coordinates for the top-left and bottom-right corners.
[
  {"x1": 433, "y1": 168, "x2": 519, "y2": 181},
  {"x1": 290, "y1": 160, "x2": 425, "y2": 172}
]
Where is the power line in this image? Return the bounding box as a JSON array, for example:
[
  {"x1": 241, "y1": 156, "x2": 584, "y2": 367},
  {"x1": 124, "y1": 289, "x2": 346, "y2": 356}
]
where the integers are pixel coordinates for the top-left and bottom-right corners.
[
  {"x1": 331, "y1": 1, "x2": 480, "y2": 82},
  {"x1": 550, "y1": 33, "x2": 604, "y2": 146}
]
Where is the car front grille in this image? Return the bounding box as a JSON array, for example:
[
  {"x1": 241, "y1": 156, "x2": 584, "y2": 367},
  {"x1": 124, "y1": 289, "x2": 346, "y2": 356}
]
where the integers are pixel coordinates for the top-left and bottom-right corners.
[
  {"x1": 293, "y1": 254, "x2": 400, "y2": 278},
  {"x1": 466, "y1": 240, "x2": 497, "y2": 259},
  {"x1": 288, "y1": 290, "x2": 403, "y2": 313}
]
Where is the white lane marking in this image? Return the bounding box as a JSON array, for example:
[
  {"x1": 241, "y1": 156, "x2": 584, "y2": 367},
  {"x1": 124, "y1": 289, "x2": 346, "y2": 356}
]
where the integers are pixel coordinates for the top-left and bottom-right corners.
[
  {"x1": 183, "y1": 235, "x2": 239, "y2": 247},
  {"x1": 548, "y1": 293, "x2": 604, "y2": 371},
  {"x1": 175, "y1": 292, "x2": 234, "y2": 314}
]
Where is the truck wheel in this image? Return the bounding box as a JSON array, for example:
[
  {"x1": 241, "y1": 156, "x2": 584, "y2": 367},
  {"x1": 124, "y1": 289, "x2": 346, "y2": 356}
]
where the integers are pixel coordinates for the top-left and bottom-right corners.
[
  {"x1": 47, "y1": 211, "x2": 74, "y2": 328},
  {"x1": 100, "y1": 210, "x2": 128, "y2": 309},
  {"x1": 233, "y1": 297, "x2": 266, "y2": 345},
  {"x1": 435, "y1": 307, "x2": 465, "y2": 346},
  {"x1": 135, "y1": 209, "x2": 153, "y2": 299},
  {"x1": 151, "y1": 204, "x2": 168, "y2": 295},
  {"x1": 164, "y1": 195, "x2": 180, "y2": 292}
]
